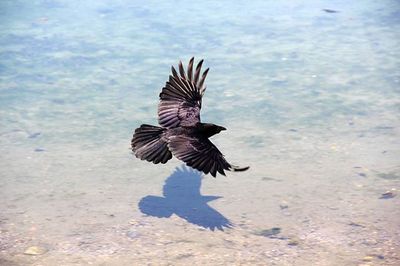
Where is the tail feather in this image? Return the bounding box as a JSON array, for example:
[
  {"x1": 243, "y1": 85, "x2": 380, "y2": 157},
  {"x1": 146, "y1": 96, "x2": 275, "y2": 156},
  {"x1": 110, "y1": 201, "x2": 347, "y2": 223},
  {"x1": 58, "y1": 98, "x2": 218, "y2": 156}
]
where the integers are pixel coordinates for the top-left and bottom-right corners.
[
  {"x1": 229, "y1": 165, "x2": 250, "y2": 172},
  {"x1": 131, "y1": 124, "x2": 172, "y2": 164}
]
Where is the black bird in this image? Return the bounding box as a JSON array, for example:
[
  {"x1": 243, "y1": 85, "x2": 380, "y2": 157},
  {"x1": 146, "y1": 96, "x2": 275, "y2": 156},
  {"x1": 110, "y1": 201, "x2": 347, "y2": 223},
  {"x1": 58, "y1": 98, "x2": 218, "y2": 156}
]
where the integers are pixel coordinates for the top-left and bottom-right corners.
[{"x1": 131, "y1": 58, "x2": 249, "y2": 177}]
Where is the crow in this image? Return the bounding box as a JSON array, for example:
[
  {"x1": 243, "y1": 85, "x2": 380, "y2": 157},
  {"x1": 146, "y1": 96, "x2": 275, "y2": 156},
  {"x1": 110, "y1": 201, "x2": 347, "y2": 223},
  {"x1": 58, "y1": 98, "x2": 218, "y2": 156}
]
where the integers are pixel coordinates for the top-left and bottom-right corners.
[{"x1": 131, "y1": 58, "x2": 249, "y2": 177}]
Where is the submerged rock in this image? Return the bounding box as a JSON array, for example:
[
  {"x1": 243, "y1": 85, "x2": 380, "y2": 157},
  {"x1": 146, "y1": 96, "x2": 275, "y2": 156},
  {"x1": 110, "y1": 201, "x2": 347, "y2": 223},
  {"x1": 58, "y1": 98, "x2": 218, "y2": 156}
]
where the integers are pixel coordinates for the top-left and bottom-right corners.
[
  {"x1": 287, "y1": 237, "x2": 300, "y2": 246},
  {"x1": 379, "y1": 191, "x2": 396, "y2": 199},
  {"x1": 348, "y1": 221, "x2": 365, "y2": 228},
  {"x1": 24, "y1": 246, "x2": 48, "y2": 255},
  {"x1": 377, "y1": 172, "x2": 400, "y2": 180},
  {"x1": 279, "y1": 202, "x2": 289, "y2": 210},
  {"x1": 28, "y1": 132, "x2": 41, "y2": 139},
  {"x1": 255, "y1": 227, "x2": 281, "y2": 237},
  {"x1": 322, "y1": 9, "x2": 339, "y2": 13}
]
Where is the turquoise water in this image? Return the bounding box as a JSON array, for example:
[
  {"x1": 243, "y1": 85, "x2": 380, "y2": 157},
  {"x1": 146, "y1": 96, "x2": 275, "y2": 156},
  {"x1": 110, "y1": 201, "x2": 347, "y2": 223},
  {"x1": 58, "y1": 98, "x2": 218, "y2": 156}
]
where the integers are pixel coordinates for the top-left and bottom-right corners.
[{"x1": 1, "y1": 1, "x2": 399, "y2": 265}]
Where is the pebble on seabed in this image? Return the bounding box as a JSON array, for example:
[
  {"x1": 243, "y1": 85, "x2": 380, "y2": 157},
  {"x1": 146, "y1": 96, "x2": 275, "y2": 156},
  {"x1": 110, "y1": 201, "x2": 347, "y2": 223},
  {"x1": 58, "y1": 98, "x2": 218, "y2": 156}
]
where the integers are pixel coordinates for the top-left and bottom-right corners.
[
  {"x1": 24, "y1": 246, "x2": 48, "y2": 255},
  {"x1": 287, "y1": 237, "x2": 300, "y2": 246},
  {"x1": 379, "y1": 191, "x2": 396, "y2": 199},
  {"x1": 255, "y1": 227, "x2": 281, "y2": 237},
  {"x1": 279, "y1": 201, "x2": 289, "y2": 209},
  {"x1": 362, "y1": 256, "x2": 374, "y2": 262}
]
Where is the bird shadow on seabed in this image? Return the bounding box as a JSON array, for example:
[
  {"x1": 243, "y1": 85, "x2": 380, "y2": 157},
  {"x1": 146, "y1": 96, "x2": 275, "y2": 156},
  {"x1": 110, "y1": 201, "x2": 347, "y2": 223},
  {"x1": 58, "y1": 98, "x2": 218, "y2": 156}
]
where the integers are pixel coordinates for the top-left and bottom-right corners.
[{"x1": 138, "y1": 165, "x2": 232, "y2": 231}]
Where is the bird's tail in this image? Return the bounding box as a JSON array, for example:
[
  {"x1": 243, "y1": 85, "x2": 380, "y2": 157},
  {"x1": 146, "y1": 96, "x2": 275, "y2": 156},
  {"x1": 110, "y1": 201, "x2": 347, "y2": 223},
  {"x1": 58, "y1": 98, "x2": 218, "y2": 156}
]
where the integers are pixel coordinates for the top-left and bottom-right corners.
[
  {"x1": 229, "y1": 165, "x2": 250, "y2": 172},
  {"x1": 131, "y1": 124, "x2": 172, "y2": 164}
]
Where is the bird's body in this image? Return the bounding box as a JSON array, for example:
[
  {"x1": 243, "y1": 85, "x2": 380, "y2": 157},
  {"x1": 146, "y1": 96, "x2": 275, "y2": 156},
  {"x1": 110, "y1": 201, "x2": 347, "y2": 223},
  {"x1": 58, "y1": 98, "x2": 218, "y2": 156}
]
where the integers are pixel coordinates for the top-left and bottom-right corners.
[
  {"x1": 166, "y1": 123, "x2": 226, "y2": 139},
  {"x1": 131, "y1": 58, "x2": 248, "y2": 177}
]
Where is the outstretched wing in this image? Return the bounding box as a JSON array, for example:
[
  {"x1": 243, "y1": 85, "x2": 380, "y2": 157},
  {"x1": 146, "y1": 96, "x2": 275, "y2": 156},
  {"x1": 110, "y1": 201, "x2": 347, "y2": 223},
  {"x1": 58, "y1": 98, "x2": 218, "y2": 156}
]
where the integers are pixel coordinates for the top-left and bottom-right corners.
[
  {"x1": 158, "y1": 57, "x2": 209, "y2": 128},
  {"x1": 168, "y1": 135, "x2": 233, "y2": 177}
]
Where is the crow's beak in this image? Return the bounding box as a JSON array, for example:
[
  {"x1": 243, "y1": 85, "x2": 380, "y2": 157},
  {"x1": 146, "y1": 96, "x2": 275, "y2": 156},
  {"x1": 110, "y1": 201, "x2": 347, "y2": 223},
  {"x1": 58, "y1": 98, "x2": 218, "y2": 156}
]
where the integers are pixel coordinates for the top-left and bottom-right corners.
[{"x1": 220, "y1": 126, "x2": 226, "y2": 131}]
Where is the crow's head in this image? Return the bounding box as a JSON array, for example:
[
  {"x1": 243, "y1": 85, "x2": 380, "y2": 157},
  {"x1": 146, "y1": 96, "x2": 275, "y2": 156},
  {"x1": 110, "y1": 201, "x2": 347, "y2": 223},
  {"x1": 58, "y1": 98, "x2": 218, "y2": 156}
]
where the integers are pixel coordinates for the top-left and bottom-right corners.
[
  {"x1": 216, "y1": 125, "x2": 226, "y2": 132},
  {"x1": 199, "y1": 123, "x2": 226, "y2": 138}
]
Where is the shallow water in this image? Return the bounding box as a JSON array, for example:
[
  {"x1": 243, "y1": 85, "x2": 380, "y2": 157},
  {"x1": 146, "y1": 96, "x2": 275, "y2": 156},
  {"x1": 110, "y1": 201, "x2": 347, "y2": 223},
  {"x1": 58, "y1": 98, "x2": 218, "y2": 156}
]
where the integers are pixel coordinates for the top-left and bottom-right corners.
[{"x1": 1, "y1": 0, "x2": 399, "y2": 265}]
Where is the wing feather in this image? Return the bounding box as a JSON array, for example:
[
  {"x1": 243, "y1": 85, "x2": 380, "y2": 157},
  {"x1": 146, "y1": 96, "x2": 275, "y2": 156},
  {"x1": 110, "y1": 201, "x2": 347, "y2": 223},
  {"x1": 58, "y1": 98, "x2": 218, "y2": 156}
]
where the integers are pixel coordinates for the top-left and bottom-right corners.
[
  {"x1": 168, "y1": 136, "x2": 233, "y2": 177},
  {"x1": 198, "y1": 67, "x2": 209, "y2": 94},
  {"x1": 158, "y1": 58, "x2": 209, "y2": 128},
  {"x1": 193, "y1": 59, "x2": 204, "y2": 85},
  {"x1": 178, "y1": 61, "x2": 186, "y2": 79},
  {"x1": 187, "y1": 57, "x2": 194, "y2": 82}
]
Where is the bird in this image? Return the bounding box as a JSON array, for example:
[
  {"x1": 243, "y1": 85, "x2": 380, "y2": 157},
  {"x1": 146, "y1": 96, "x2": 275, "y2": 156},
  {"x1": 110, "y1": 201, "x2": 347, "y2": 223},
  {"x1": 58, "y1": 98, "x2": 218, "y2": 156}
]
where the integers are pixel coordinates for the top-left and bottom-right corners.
[{"x1": 131, "y1": 57, "x2": 249, "y2": 177}]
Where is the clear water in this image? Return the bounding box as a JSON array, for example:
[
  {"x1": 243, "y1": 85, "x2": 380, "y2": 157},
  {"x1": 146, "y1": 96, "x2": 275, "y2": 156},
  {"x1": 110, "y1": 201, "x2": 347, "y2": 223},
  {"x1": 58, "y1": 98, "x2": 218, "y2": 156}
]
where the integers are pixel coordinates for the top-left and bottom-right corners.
[{"x1": 1, "y1": 0, "x2": 399, "y2": 265}]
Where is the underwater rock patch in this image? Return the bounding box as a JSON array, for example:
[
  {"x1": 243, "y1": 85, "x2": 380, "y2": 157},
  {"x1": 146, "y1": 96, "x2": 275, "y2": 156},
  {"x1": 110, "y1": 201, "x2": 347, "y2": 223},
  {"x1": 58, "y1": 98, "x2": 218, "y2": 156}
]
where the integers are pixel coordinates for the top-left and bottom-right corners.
[
  {"x1": 377, "y1": 171, "x2": 400, "y2": 180},
  {"x1": 255, "y1": 227, "x2": 281, "y2": 238},
  {"x1": 287, "y1": 236, "x2": 300, "y2": 246},
  {"x1": 322, "y1": 9, "x2": 339, "y2": 13},
  {"x1": 379, "y1": 191, "x2": 396, "y2": 199},
  {"x1": 28, "y1": 132, "x2": 41, "y2": 139},
  {"x1": 24, "y1": 246, "x2": 48, "y2": 255}
]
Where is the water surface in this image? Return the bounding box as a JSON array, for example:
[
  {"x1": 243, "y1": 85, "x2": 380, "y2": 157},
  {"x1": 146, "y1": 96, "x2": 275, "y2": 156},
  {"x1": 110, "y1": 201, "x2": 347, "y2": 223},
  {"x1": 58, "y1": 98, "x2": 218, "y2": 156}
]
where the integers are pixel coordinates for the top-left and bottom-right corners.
[{"x1": 1, "y1": 0, "x2": 399, "y2": 265}]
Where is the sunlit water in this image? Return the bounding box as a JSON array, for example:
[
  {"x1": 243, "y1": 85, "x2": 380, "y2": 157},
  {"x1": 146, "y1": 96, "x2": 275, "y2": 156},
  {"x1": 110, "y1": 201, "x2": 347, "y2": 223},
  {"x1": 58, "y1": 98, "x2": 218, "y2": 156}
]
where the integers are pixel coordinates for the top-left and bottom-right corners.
[{"x1": 1, "y1": 1, "x2": 399, "y2": 265}]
